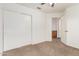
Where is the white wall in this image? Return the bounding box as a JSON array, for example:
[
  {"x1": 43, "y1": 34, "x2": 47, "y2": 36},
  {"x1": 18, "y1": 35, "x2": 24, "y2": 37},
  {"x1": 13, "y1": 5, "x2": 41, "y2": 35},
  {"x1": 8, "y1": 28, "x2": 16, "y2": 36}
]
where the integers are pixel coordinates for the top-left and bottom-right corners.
[
  {"x1": 52, "y1": 18, "x2": 58, "y2": 31},
  {"x1": 1, "y1": 4, "x2": 47, "y2": 51},
  {"x1": 61, "y1": 4, "x2": 79, "y2": 48},
  {"x1": 0, "y1": 4, "x2": 63, "y2": 51}
]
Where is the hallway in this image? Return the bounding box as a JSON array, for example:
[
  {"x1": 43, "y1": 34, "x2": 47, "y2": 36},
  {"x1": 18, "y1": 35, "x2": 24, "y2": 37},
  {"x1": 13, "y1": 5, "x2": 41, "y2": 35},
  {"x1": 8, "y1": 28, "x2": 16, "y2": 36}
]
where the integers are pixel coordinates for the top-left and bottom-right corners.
[{"x1": 3, "y1": 40, "x2": 79, "y2": 56}]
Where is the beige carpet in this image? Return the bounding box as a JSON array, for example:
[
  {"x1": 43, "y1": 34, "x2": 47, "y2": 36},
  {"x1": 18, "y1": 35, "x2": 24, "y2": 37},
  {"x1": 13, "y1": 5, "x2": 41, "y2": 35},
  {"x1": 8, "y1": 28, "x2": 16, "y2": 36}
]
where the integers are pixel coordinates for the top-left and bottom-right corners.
[{"x1": 3, "y1": 40, "x2": 79, "y2": 56}]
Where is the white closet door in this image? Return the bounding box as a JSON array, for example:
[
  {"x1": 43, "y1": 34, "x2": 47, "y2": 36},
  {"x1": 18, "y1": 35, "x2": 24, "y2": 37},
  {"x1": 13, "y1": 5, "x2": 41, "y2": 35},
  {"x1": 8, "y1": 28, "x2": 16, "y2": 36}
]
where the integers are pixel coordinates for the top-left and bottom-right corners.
[
  {"x1": 4, "y1": 10, "x2": 32, "y2": 51},
  {"x1": 0, "y1": 9, "x2": 2, "y2": 52},
  {"x1": 25, "y1": 15, "x2": 32, "y2": 43}
]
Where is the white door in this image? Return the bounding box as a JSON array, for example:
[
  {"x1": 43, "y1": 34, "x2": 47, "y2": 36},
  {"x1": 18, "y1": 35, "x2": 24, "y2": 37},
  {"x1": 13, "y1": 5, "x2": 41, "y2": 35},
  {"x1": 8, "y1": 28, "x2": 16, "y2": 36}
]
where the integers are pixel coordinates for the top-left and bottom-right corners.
[
  {"x1": 61, "y1": 16, "x2": 67, "y2": 43},
  {"x1": 0, "y1": 9, "x2": 2, "y2": 52},
  {"x1": 58, "y1": 19, "x2": 62, "y2": 38},
  {"x1": 4, "y1": 10, "x2": 32, "y2": 51}
]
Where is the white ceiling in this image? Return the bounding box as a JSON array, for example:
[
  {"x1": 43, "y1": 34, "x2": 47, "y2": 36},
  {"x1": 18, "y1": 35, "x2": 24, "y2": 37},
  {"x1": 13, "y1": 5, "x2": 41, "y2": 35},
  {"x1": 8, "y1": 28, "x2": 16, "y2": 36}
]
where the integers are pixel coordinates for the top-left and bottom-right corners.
[{"x1": 19, "y1": 3, "x2": 76, "y2": 13}]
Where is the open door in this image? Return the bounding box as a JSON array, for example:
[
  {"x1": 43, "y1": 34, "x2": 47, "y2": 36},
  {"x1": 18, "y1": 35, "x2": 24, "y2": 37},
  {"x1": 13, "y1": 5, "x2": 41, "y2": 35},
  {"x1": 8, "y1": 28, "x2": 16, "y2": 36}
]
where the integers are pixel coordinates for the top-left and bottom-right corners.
[{"x1": 60, "y1": 16, "x2": 67, "y2": 43}]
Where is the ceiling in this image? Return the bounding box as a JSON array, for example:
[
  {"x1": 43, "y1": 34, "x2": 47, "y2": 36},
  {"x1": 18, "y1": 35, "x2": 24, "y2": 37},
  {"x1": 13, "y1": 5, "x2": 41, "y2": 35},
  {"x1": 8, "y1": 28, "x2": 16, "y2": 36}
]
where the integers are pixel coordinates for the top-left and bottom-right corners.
[{"x1": 19, "y1": 3, "x2": 76, "y2": 13}]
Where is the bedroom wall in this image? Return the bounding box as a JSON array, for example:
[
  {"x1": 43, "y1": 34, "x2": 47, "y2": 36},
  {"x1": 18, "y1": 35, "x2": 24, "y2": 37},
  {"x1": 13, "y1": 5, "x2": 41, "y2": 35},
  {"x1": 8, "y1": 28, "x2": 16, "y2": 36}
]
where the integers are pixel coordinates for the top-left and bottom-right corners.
[
  {"x1": 0, "y1": 4, "x2": 63, "y2": 51},
  {"x1": 2, "y1": 4, "x2": 47, "y2": 51},
  {"x1": 61, "y1": 4, "x2": 79, "y2": 48}
]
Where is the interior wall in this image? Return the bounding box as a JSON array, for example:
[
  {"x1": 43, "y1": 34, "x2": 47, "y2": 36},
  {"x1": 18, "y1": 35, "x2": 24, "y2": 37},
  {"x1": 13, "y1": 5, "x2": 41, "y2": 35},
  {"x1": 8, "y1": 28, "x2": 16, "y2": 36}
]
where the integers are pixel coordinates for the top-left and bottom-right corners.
[
  {"x1": 2, "y1": 4, "x2": 47, "y2": 51},
  {"x1": 0, "y1": 4, "x2": 63, "y2": 51},
  {"x1": 61, "y1": 4, "x2": 79, "y2": 48},
  {"x1": 52, "y1": 18, "x2": 58, "y2": 31}
]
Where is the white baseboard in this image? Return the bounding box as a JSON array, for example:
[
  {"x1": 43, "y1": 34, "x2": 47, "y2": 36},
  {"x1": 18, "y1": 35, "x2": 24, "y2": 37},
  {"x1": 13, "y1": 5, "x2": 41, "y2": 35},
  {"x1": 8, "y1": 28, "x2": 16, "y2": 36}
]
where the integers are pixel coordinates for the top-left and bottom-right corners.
[
  {"x1": 4, "y1": 40, "x2": 52, "y2": 51},
  {"x1": 4, "y1": 42, "x2": 31, "y2": 51},
  {"x1": 32, "y1": 40, "x2": 52, "y2": 45}
]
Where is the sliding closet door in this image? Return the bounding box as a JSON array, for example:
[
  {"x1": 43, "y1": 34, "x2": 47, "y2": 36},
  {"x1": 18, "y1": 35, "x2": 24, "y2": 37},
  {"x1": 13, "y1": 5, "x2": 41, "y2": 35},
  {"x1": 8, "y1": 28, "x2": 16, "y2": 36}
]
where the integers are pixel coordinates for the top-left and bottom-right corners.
[{"x1": 4, "y1": 10, "x2": 32, "y2": 51}]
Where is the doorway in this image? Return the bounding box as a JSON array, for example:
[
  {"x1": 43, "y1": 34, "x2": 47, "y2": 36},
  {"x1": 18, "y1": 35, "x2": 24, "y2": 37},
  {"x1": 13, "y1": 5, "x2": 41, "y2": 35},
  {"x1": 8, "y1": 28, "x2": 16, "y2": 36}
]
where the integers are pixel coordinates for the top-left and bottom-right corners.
[{"x1": 52, "y1": 17, "x2": 60, "y2": 40}]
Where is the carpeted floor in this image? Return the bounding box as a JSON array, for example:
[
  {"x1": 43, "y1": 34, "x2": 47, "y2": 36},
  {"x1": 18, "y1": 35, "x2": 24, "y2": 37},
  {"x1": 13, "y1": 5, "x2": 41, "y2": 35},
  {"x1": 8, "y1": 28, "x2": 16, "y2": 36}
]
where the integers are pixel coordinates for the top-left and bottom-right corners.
[{"x1": 3, "y1": 39, "x2": 79, "y2": 56}]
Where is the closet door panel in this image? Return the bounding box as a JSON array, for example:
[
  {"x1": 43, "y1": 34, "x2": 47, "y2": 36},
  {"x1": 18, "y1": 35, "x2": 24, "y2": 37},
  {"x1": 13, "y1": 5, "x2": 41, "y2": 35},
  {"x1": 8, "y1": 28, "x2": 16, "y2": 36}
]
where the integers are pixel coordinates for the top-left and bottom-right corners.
[
  {"x1": 0, "y1": 9, "x2": 2, "y2": 52},
  {"x1": 4, "y1": 10, "x2": 31, "y2": 51},
  {"x1": 25, "y1": 15, "x2": 32, "y2": 42}
]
